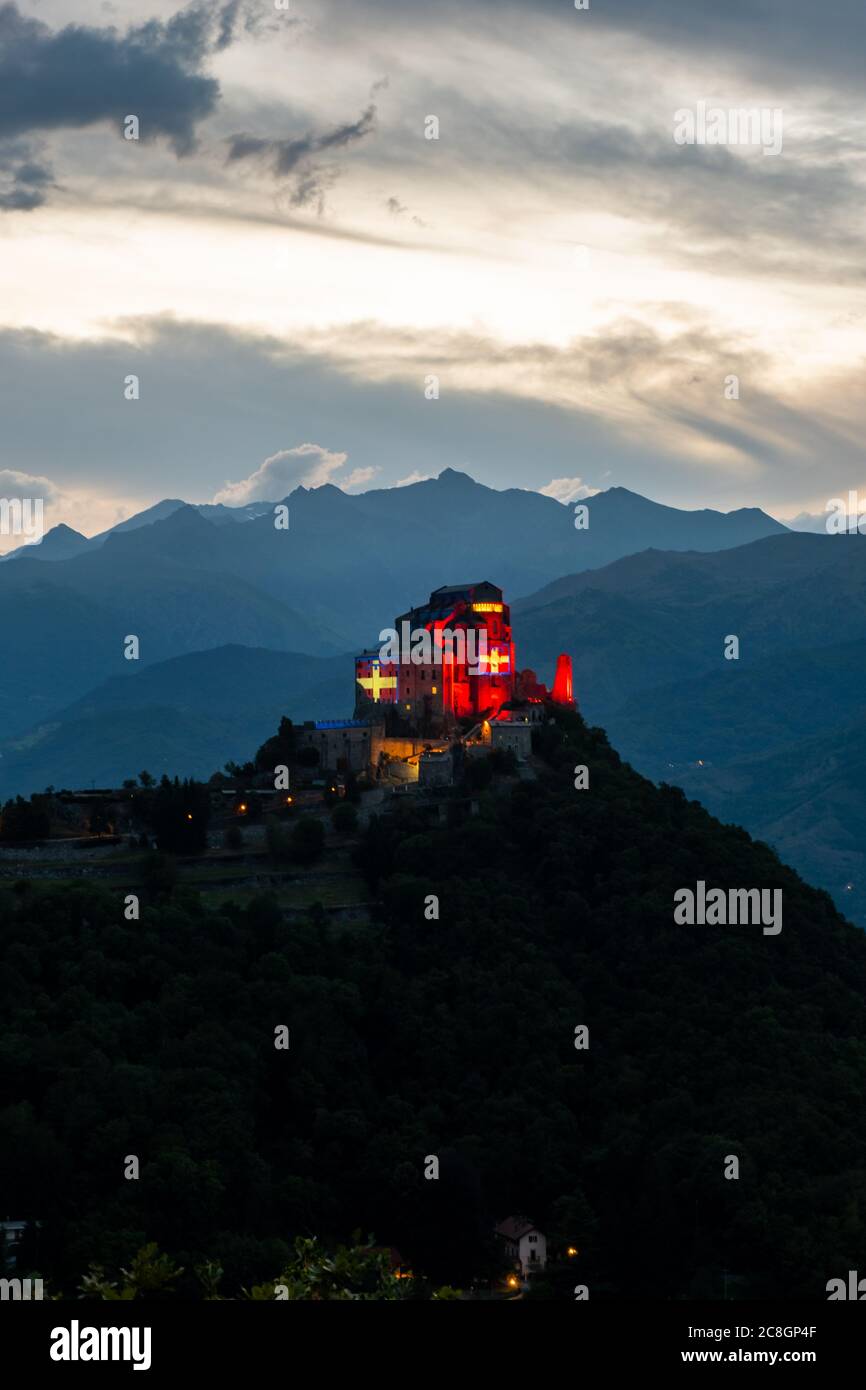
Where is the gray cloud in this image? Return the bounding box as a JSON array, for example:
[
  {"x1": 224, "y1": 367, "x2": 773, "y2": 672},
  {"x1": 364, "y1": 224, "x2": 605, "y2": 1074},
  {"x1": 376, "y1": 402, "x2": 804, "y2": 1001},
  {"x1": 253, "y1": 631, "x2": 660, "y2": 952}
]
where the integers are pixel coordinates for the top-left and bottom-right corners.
[
  {"x1": 0, "y1": 315, "x2": 860, "y2": 520},
  {"x1": 593, "y1": 0, "x2": 866, "y2": 89},
  {"x1": 342, "y1": 0, "x2": 866, "y2": 88},
  {"x1": 0, "y1": 0, "x2": 242, "y2": 161},
  {"x1": 543, "y1": 121, "x2": 866, "y2": 278},
  {"x1": 0, "y1": 141, "x2": 54, "y2": 210},
  {"x1": 227, "y1": 101, "x2": 378, "y2": 175},
  {"x1": 226, "y1": 101, "x2": 378, "y2": 209},
  {"x1": 385, "y1": 195, "x2": 426, "y2": 227},
  {"x1": 0, "y1": 467, "x2": 60, "y2": 502}
]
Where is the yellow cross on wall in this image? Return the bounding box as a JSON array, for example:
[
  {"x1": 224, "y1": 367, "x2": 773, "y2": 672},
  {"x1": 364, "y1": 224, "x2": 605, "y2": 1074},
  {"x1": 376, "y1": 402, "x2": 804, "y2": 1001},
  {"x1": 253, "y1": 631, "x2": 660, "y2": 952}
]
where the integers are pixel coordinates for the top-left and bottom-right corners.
[
  {"x1": 357, "y1": 667, "x2": 397, "y2": 700},
  {"x1": 479, "y1": 649, "x2": 510, "y2": 673}
]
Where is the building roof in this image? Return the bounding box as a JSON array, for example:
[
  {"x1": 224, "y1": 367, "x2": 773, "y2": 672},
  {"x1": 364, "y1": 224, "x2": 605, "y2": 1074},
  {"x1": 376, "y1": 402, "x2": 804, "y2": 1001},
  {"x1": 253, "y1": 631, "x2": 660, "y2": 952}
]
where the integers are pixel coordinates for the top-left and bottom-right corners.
[
  {"x1": 430, "y1": 581, "x2": 502, "y2": 598},
  {"x1": 495, "y1": 1216, "x2": 541, "y2": 1241},
  {"x1": 313, "y1": 719, "x2": 369, "y2": 730}
]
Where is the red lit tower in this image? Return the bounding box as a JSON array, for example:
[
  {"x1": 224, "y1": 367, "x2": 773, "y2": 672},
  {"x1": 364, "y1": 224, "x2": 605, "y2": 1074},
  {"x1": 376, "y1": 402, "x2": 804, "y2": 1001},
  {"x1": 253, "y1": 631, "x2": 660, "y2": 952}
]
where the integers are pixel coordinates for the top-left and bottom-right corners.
[{"x1": 551, "y1": 652, "x2": 575, "y2": 706}]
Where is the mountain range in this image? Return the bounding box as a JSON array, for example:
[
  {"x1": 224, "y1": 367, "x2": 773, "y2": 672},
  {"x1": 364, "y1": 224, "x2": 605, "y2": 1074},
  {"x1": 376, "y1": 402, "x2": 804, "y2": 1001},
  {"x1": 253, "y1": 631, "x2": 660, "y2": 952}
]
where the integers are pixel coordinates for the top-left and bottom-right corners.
[
  {"x1": 0, "y1": 469, "x2": 785, "y2": 743},
  {"x1": 9, "y1": 468, "x2": 863, "y2": 924}
]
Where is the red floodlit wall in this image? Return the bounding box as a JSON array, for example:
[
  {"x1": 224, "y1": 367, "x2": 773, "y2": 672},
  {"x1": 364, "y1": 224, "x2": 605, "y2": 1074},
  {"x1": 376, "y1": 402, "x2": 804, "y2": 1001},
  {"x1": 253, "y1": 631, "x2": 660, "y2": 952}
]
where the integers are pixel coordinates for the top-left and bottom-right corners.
[{"x1": 551, "y1": 652, "x2": 574, "y2": 706}]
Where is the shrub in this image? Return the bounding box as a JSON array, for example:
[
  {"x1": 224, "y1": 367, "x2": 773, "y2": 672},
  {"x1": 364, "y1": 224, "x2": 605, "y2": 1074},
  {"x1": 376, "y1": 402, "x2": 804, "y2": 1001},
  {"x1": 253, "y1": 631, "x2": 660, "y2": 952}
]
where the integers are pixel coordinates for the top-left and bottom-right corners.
[
  {"x1": 291, "y1": 816, "x2": 325, "y2": 864},
  {"x1": 332, "y1": 802, "x2": 358, "y2": 833}
]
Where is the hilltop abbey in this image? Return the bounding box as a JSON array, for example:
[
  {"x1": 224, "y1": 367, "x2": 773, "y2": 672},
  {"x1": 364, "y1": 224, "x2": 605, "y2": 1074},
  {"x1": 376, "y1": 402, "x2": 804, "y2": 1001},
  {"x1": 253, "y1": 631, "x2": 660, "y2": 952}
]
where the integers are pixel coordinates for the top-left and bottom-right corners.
[{"x1": 296, "y1": 582, "x2": 575, "y2": 784}]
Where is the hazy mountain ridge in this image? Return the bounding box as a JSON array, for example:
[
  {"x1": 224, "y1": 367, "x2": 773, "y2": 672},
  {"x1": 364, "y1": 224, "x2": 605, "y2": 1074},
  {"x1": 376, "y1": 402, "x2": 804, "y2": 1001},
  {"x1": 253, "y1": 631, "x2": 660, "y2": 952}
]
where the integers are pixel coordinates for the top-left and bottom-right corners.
[
  {"x1": 0, "y1": 471, "x2": 786, "y2": 741},
  {"x1": 0, "y1": 646, "x2": 349, "y2": 794},
  {"x1": 512, "y1": 535, "x2": 866, "y2": 921}
]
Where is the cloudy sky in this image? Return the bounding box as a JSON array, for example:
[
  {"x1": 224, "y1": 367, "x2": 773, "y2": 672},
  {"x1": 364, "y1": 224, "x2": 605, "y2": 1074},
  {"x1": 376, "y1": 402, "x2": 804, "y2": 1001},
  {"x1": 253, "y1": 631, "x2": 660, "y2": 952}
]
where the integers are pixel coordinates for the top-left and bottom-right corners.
[{"x1": 1, "y1": 0, "x2": 865, "y2": 549}]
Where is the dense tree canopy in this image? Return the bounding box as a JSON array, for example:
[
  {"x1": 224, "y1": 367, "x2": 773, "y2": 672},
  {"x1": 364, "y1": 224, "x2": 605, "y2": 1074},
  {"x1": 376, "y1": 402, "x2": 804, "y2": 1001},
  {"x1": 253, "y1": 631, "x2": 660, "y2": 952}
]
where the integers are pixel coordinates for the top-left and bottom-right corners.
[
  {"x1": 1, "y1": 709, "x2": 865, "y2": 1298},
  {"x1": 0, "y1": 793, "x2": 51, "y2": 842}
]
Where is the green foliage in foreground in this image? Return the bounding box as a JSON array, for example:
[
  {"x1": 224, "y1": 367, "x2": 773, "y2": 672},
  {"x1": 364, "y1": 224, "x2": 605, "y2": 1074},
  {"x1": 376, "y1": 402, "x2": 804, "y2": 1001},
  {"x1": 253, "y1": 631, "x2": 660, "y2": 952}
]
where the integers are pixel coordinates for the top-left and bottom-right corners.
[{"x1": 70, "y1": 1237, "x2": 459, "y2": 1301}]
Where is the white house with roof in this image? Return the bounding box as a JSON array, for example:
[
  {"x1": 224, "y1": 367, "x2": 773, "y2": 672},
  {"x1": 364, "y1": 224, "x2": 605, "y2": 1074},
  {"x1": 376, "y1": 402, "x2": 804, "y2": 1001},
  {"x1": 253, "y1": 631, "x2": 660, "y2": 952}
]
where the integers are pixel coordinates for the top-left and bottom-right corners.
[{"x1": 495, "y1": 1216, "x2": 547, "y2": 1275}]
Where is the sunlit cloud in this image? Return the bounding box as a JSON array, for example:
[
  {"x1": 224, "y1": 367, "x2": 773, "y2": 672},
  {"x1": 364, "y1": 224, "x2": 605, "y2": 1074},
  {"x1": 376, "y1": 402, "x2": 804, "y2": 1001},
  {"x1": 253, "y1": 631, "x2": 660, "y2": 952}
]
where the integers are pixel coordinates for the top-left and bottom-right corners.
[
  {"x1": 213, "y1": 443, "x2": 349, "y2": 504},
  {"x1": 540, "y1": 478, "x2": 598, "y2": 505}
]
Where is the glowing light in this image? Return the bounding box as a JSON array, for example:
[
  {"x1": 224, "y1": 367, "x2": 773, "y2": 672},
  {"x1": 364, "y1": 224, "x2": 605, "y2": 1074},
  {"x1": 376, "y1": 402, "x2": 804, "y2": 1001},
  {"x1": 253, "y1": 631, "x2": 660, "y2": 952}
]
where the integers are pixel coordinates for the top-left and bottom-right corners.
[
  {"x1": 186, "y1": 813, "x2": 193, "y2": 821},
  {"x1": 506, "y1": 1275, "x2": 519, "y2": 1288},
  {"x1": 238, "y1": 803, "x2": 248, "y2": 814},
  {"x1": 567, "y1": 1247, "x2": 578, "y2": 1257},
  {"x1": 472, "y1": 602, "x2": 503, "y2": 612}
]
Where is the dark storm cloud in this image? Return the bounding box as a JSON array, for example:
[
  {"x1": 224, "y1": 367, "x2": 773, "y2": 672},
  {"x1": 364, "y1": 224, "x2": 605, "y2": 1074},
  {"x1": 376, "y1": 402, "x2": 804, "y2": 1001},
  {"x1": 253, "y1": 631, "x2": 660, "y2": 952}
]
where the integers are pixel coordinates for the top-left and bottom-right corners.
[{"x1": 0, "y1": 0, "x2": 243, "y2": 157}]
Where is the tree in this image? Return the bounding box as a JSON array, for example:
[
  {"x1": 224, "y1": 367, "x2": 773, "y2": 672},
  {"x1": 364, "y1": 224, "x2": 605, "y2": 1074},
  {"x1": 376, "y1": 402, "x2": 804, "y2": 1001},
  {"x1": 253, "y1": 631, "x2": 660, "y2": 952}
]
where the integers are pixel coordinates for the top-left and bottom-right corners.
[
  {"x1": 255, "y1": 717, "x2": 295, "y2": 773},
  {"x1": 80, "y1": 1244, "x2": 183, "y2": 1301},
  {"x1": 149, "y1": 777, "x2": 210, "y2": 854},
  {"x1": 141, "y1": 851, "x2": 178, "y2": 898},
  {"x1": 265, "y1": 821, "x2": 292, "y2": 863},
  {"x1": 291, "y1": 816, "x2": 325, "y2": 864},
  {"x1": 74, "y1": 1237, "x2": 459, "y2": 1301},
  {"x1": 88, "y1": 800, "x2": 112, "y2": 836},
  {"x1": 0, "y1": 794, "x2": 50, "y2": 842},
  {"x1": 464, "y1": 755, "x2": 494, "y2": 791},
  {"x1": 332, "y1": 802, "x2": 358, "y2": 833}
]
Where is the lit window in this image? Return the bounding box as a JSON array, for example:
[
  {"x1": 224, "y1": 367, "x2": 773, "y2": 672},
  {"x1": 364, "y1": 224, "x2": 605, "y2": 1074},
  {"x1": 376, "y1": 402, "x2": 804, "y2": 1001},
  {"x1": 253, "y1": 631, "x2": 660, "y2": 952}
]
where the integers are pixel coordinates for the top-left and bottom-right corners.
[{"x1": 432, "y1": 686, "x2": 437, "y2": 694}]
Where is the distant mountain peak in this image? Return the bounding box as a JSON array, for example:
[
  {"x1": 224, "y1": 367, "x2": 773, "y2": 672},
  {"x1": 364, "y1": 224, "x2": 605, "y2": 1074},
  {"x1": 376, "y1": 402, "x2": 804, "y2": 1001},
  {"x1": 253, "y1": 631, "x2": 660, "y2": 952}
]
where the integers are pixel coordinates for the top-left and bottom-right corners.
[
  {"x1": 159, "y1": 503, "x2": 215, "y2": 530},
  {"x1": 437, "y1": 468, "x2": 479, "y2": 487},
  {"x1": 1, "y1": 522, "x2": 91, "y2": 563}
]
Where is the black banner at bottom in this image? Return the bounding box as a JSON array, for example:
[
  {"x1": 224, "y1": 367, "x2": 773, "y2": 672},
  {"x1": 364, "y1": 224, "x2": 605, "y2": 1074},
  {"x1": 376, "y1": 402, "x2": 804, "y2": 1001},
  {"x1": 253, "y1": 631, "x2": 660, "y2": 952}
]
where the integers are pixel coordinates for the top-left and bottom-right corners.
[{"x1": 1, "y1": 1300, "x2": 862, "y2": 1377}]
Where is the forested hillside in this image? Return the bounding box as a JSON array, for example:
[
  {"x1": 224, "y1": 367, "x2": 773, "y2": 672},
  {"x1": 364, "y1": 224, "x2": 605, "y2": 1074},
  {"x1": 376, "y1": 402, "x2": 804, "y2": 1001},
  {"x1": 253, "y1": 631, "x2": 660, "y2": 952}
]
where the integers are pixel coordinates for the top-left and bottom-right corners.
[{"x1": 2, "y1": 709, "x2": 864, "y2": 1298}]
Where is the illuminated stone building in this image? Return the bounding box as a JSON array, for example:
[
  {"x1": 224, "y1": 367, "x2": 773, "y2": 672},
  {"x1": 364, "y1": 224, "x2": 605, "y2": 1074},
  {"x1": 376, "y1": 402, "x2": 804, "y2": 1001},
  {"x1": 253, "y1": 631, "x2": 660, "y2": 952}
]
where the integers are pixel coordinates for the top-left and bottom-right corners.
[{"x1": 355, "y1": 581, "x2": 517, "y2": 731}]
